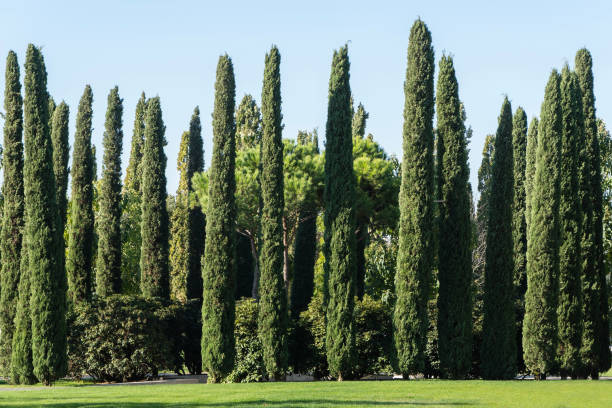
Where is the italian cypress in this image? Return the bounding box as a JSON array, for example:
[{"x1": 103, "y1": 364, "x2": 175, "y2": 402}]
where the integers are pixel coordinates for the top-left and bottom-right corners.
[
  {"x1": 435, "y1": 55, "x2": 472, "y2": 379},
  {"x1": 525, "y1": 118, "x2": 539, "y2": 233},
  {"x1": 0, "y1": 50, "x2": 24, "y2": 375},
  {"x1": 11, "y1": 238, "x2": 34, "y2": 384},
  {"x1": 48, "y1": 98, "x2": 56, "y2": 133},
  {"x1": 523, "y1": 71, "x2": 562, "y2": 379},
  {"x1": 139, "y1": 97, "x2": 169, "y2": 299},
  {"x1": 575, "y1": 49, "x2": 611, "y2": 377},
  {"x1": 170, "y1": 131, "x2": 191, "y2": 301},
  {"x1": 67, "y1": 85, "x2": 95, "y2": 304},
  {"x1": 324, "y1": 45, "x2": 356, "y2": 381},
  {"x1": 512, "y1": 107, "x2": 528, "y2": 372},
  {"x1": 96, "y1": 86, "x2": 124, "y2": 296},
  {"x1": 393, "y1": 19, "x2": 435, "y2": 377},
  {"x1": 187, "y1": 107, "x2": 205, "y2": 300},
  {"x1": 257, "y1": 46, "x2": 288, "y2": 380},
  {"x1": 23, "y1": 44, "x2": 67, "y2": 385},
  {"x1": 352, "y1": 102, "x2": 368, "y2": 299},
  {"x1": 481, "y1": 97, "x2": 516, "y2": 380},
  {"x1": 556, "y1": 66, "x2": 583, "y2": 377},
  {"x1": 124, "y1": 92, "x2": 146, "y2": 194},
  {"x1": 201, "y1": 55, "x2": 237, "y2": 382},
  {"x1": 51, "y1": 102, "x2": 70, "y2": 233}
]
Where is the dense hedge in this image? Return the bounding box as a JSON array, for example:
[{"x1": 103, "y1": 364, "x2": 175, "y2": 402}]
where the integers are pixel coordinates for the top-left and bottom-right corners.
[{"x1": 67, "y1": 296, "x2": 200, "y2": 382}]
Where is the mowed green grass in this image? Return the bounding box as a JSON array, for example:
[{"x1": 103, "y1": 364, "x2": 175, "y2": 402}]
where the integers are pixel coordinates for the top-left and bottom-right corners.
[{"x1": 0, "y1": 380, "x2": 610, "y2": 408}]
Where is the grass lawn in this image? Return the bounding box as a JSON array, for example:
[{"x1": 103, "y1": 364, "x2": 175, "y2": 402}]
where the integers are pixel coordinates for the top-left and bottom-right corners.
[{"x1": 0, "y1": 380, "x2": 610, "y2": 407}]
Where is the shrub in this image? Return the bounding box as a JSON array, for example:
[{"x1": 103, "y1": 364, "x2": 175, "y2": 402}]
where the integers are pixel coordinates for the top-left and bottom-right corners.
[
  {"x1": 67, "y1": 295, "x2": 200, "y2": 382},
  {"x1": 226, "y1": 298, "x2": 265, "y2": 383}
]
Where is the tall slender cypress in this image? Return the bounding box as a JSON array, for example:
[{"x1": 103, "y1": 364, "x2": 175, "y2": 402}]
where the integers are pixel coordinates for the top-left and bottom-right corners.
[
  {"x1": 67, "y1": 85, "x2": 95, "y2": 304},
  {"x1": 393, "y1": 19, "x2": 435, "y2": 378},
  {"x1": 435, "y1": 55, "x2": 472, "y2": 379},
  {"x1": 481, "y1": 97, "x2": 516, "y2": 380},
  {"x1": 124, "y1": 92, "x2": 146, "y2": 194},
  {"x1": 0, "y1": 50, "x2": 24, "y2": 376},
  {"x1": 140, "y1": 97, "x2": 169, "y2": 299},
  {"x1": 523, "y1": 71, "x2": 562, "y2": 379},
  {"x1": 575, "y1": 49, "x2": 611, "y2": 377},
  {"x1": 11, "y1": 237, "x2": 34, "y2": 384},
  {"x1": 525, "y1": 118, "x2": 539, "y2": 235},
  {"x1": 96, "y1": 86, "x2": 124, "y2": 296},
  {"x1": 324, "y1": 45, "x2": 356, "y2": 381},
  {"x1": 512, "y1": 107, "x2": 528, "y2": 372},
  {"x1": 352, "y1": 102, "x2": 368, "y2": 300},
  {"x1": 51, "y1": 102, "x2": 70, "y2": 233},
  {"x1": 257, "y1": 46, "x2": 288, "y2": 380},
  {"x1": 23, "y1": 45, "x2": 67, "y2": 385},
  {"x1": 556, "y1": 66, "x2": 583, "y2": 377},
  {"x1": 201, "y1": 55, "x2": 237, "y2": 382},
  {"x1": 187, "y1": 107, "x2": 205, "y2": 300}
]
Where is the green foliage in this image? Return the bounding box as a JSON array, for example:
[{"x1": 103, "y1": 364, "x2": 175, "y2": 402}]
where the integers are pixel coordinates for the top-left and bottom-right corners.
[
  {"x1": 67, "y1": 85, "x2": 95, "y2": 304},
  {"x1": 525, "y1": 119, "x2": 538, "y2": 238},
  {"x1": 96, "y1": 86, "x2": 123, "y2": 297},
  {"x1": 201, "y1": 55, "x2": 237, "y2": 382},
  {"x1": 51, "y1": 102, "x2": 70, "y2": 235},
  {"x1": 235, "y1": 94, "x2": 262, "y2": 150},
  {"x1": 524, "y1": 71, "x2": 562, "y2": 378},
  {"x1": 481, "y1": 97, "x2": 516, "y2": 380},
  {"x1": 435, "y1": 55, "x2": 472, "y2": 379},
  {"x1": 0, "y1": 50, "x2": 24, "y2": 376},
  {"x1": 226, "y1": 299, "x2": 265, "y2": 383},
  {"x1": 393, "y1": 19, "x2": 435, "y2": 377},
  {"x1": 258, "y1": 46, "x2": 289, "y2": 380},
  {"x1": 124, "y1": 92, "x2": 146, "y2": 195},
  {"x1": 140, "y1": 97, "x2": 169, "y2": 299},
  {"x1": 23, "y1": 44, "x2": 67, "y2": 385},
  {"x1": 575, "y1": 48, "x2": 610, "y2": 377},
  {"x1": 511, "y1": 107, "x2": 528, "y2": 373},
  {"x1": 67, "y1": 296, "x2": 198, "y2": 382},
  {"x1": 557, "y1": 66, "x2": 584, "y2": 376},
  {"x1": 323, "y1": 45, "x2": 356, "y2": 380},
  {"x1": 351, "y1": 102, "x2": 368, "y2": 140}
]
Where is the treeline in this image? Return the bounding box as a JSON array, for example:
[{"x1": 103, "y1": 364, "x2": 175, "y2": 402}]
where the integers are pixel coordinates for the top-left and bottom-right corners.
[{"x1": 0, "y1": 18, "x2": 610, "y2": 385}]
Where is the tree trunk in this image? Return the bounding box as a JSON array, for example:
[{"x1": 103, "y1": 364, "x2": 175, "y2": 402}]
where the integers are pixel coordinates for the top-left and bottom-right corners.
[
  {"x1": 250, "y1": 235, "x2": 260, "y2": 299},
  {"x1": 283, "y1": 217, "x2": 290, "y2": 290}
]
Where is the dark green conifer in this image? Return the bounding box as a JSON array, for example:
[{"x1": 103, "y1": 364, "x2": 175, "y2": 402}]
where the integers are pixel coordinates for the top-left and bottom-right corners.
[
  {"x1": 67, "y1": 85, "x2": 95, "y2": 304},
  {"x1": 139, "y1": 97, "x2": 169, "y2": 299},
  {"x1": 201, "y1": 55, "x2": 237, "y2": 382},
  {"x1": 0, "y1": 50, "x2": 24, "y2": 375},
  {"x1": 352, "y1": 102, "x2": 369, "y2": 299},
  {"x1": 257, "y1": 46, "x2": 288, "y2": 380},
  {"x1": 51, "y1": 102, "x2": 70, "y2": 233},
  {"x1": 11, "y1": 238, "x2": 34, "y2": 384},
  {"x1": 435, "y1": 55, "x2": 472, "y2": 379},
  {"x1": 523, "y1": 71, "x2": 562, "y2": 379},
  {"x1": 575, "y1": 48, "x2": 610, "y2": 377},
  {"x1": 187, "y1": 107, "x2": 205, "y2": 300},
  {"x1": 525, "y1": 118, "x2": 539, "y2": 234},
  {"x1": 124, "y1": 93, "x2": 146, "y2": 194},
  {"x1": 23, "y1": 44, "x2": 67, "y2": 385},
  {"x1": 512, "y1": 107, "x2": 528, "y2": 372},
  {"x1": 324, "y1": 45, "x2": 356, "y2": 381},
  {"x1": 556, "y1": 66, "x2": 583, "y2": 377},
  {"x1": 96, "y1": 86, "x2": 123, "y2": 296},
  {"x1": 393, "y1": 19, "x2": 435, "y2": 377},
  {"x1": 481, "y1": 97, "x2": 516, "y2": 380}
]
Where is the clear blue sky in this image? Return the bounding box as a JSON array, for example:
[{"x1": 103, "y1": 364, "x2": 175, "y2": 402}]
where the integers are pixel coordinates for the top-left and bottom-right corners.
[{"x1": 1, "y1": 1, "x2": 611, "y2": 195}]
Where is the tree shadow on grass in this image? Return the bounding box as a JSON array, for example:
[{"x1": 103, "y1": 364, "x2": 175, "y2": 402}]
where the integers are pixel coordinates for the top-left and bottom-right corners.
[{"x1": 0, "y1": 400, "x2": 477, "y2": 408}]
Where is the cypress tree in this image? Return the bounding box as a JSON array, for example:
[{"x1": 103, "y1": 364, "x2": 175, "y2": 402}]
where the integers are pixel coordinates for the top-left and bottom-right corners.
[
  {"x1": 352, "y1": 102, "x2": 368, "y2": 299},
  {"x1": 393, "y1": 19, "x2": 435, "y2": 377},
  {"x1": 512, "y1": 106, "x2": 528, "y2": 372},
  {"x1": 23, "y1": 44, "x2": 67, "y2": 385},
  {"x1": 257, "y1": 46, "x2": 288, "y2": 380},
  {"x1": 140, "y1": 97, "x2": 169, "y2": 299},
  {"x1": 525, "y1": 118, "x2": 539, "y2": 233},
  {"x1": 48, "y1": 98, "x2": 56, "y2": 134},
  {"x1": 51, "y1": 102, "x2": 70, "y2": 233},
  {"x1": 235, "y1": 94, "x2": 262, "y2": 150},
  {"x1": 523, "y1": 71, "x2": 562, "y2": 379},
  {"x1": 187, "y1": 107, "x2": 205, "y2": 300},
  {"x1": 435, "y1": 55, "x2": 472, "y2": 379},
  {"x1": 575, "y1": 49, "x2": 611, "y2": 377},
  {"x1": 0, "y1": 50, "x2": 24, "y2": 376},
  {"x1": 11, "y1": 238, "x2": 34, "y2": 384},
  {"x1": 324, "y1": 45, "x2": 356, "y2": 381},
  {"x1": 170, "y1": 131, "x2": 191, "y2": 301},
  {"x1": 67, "y1": 85, "x2": 95, "y2": 304},
  {"x1": 556, "y1": 66, "x2": 583, "y2": 377},
  {"x1": 124, "y1": 92, "x2": 146, "y2": 194},
  {"x1": 201, "y1": 55, "x2": 237, "y2": 382},
  {"x1": 96, "y1": 86, "x2": 124, "y2": 296},
  {"x1": 481, "y1": 97, "x2": 516, "y2": 380}
]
